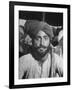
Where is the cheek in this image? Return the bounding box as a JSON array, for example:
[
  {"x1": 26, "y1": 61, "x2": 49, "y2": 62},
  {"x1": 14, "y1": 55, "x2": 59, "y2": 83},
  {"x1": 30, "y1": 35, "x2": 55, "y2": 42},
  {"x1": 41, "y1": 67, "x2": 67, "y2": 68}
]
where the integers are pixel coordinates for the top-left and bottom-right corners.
[
  {"x1": 34, "y1": 40, "x2": 40, "y2": 47},
  {"x1": 44, "y1": 39, "x2": 50, "y2": 46}
]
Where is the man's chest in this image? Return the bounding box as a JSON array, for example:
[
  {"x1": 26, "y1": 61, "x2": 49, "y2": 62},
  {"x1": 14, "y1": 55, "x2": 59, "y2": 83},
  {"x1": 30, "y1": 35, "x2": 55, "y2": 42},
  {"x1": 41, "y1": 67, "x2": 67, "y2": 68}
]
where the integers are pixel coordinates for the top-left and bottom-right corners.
[{"x1": 24, "y1": 58, "x2": 51, "y2": 78}]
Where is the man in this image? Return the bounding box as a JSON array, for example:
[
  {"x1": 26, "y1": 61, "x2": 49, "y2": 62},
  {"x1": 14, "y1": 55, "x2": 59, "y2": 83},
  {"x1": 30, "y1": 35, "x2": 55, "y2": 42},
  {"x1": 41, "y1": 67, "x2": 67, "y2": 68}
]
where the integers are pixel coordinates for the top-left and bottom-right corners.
[
  {"x1": 19, "y1": 20, "x2": 63, "y2": 79},
  {"x1": 19, "y1": 25, "x2": 32, "y2": 57},
  {"x1": 19, "y1": 25, "x2": 24, "y2": 57},
  {"x1": 51, "y1": 29, "x2": 63, "y2": 57}
]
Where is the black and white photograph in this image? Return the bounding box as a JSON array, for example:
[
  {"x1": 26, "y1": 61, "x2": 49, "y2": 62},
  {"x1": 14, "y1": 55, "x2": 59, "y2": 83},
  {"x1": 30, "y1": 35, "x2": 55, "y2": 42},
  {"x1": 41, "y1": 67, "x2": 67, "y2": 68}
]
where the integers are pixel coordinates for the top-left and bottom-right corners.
[
  {"x1": 9, "y1": 1, "x2": 70, "y2": 89},
  {"x1": 19, "y1": 11, "x2": 63, "y2": 79}
]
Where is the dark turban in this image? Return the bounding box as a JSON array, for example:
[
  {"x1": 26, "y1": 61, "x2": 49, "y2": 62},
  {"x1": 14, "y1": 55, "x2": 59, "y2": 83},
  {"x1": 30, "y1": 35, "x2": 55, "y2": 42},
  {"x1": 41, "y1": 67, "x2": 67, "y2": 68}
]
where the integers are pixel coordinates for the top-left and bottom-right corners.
[{"x1": 24, "y1": 20, "x2": 54, "y2": 39}]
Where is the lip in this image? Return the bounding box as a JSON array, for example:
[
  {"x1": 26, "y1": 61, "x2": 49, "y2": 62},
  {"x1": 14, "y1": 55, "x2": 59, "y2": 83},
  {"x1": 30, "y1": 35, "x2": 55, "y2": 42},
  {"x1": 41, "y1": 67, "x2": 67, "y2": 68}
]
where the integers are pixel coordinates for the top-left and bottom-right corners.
[
  {"x1": 40, "y1": 48, "x2": 44, "y2": 50},
  {"x1": 39, "y1": 47, "x2": 46, "y2": 49},
  {"x1": 39, "y1": 48, "x2": 46, "y2": 51}
]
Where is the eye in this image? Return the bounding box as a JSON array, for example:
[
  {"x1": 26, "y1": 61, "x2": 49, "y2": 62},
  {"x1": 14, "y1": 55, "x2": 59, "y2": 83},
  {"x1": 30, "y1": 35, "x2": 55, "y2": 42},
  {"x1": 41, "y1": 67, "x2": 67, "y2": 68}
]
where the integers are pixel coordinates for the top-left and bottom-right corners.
[
  {"x1": 44, "y1": 36, "x2": 49, "y2": 40},
  {"x1": 35, "y1": 36, "x2": 41, "y2": 41}
]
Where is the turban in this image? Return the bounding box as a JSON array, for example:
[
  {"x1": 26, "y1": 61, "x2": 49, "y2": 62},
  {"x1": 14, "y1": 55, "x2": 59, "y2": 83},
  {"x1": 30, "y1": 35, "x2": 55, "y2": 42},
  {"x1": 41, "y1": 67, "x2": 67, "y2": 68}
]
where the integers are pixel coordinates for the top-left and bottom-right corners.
[{"x1": 24, "y1": 20, "x2": 54, "y2": 39}]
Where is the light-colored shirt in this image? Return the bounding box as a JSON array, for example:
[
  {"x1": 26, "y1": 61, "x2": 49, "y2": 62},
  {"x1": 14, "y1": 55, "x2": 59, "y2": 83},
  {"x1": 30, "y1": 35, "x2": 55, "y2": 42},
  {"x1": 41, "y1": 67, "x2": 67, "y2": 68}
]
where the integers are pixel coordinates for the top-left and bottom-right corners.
[{"x1": 19, "y1": 53, "x2": 63, "y2": 79}]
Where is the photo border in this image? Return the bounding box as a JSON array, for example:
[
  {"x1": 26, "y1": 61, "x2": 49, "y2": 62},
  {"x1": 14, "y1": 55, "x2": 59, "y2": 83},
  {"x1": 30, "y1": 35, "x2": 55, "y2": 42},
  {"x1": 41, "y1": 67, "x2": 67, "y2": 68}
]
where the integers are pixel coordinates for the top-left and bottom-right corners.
[{"x1": 9, "y1": 1, "x2": 70, "y2": 89}]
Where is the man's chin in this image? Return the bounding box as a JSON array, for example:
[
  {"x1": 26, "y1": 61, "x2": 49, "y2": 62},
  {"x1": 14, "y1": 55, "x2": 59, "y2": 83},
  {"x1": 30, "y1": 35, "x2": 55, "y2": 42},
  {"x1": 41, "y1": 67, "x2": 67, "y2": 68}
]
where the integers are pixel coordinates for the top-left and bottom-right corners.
[
  {"x1": 32, "y1": 47, "x2": 49, "y2": 56},
  {"x1": 37, "y1": 50, "x2": 47, "y2": 56}
]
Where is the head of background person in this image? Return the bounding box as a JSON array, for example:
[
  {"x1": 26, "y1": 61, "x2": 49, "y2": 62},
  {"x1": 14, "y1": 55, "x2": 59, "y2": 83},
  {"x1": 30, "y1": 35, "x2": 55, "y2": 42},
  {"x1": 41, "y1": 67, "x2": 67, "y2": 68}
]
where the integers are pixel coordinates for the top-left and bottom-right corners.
[{"x1": 24, "y1": 20, "x2": 54, "y2": 57}]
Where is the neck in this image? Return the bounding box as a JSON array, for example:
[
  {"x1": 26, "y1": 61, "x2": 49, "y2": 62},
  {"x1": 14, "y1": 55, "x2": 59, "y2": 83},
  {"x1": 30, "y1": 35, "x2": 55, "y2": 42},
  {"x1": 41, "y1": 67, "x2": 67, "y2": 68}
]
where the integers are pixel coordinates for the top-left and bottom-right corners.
[
  {"x1": 31, "y1": 50, "x2": 49, "y2": 64},
  {"x1": 39, "y1": 53, "x2": 48, "y2": 63}
]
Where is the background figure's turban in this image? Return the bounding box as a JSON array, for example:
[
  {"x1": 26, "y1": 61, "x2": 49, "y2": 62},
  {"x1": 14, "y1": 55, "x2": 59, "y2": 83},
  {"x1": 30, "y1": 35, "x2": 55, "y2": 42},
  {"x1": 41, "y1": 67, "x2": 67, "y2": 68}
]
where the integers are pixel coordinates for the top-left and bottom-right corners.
[{"x1": 24, "y1": 20, "x2": 54, "y2": 39}]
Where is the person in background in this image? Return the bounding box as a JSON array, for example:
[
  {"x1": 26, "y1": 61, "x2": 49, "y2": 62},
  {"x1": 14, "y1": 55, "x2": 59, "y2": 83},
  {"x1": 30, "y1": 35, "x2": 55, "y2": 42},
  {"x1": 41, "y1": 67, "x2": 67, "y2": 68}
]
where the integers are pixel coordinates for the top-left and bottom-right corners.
[
  {"x1": 52, "y1": 30, "x2": 63, "y2": 57},
  {"x1": 19, "y1": 25, "x2": 25, "y2": 57},
  {"x1": 19, "y1": 25, "x2": 32, "y2": 57},
  {"x1": 19, "y1": 20, "x2": 63, "y2": 79}
]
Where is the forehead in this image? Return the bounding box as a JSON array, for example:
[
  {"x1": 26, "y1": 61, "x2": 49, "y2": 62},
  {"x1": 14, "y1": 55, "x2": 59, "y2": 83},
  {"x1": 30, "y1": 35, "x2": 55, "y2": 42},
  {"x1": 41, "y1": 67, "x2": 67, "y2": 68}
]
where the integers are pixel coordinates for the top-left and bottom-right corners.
[{"x1": 36, "y1": 30, "x2": 48, "y2": 37}]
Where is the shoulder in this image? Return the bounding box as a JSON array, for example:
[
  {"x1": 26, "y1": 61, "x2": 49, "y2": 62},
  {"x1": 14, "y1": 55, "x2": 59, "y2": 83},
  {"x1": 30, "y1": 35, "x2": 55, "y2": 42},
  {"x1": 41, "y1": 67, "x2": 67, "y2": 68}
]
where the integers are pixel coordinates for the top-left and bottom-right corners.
[
  {"x1": 53, "y1": 53, "x2": 61, "y2": 59},
  {"x1": 53, "y1": 52, "x2": 63, "y2": 70},
  {"x1": 19, "y1": 54, "x2": 34, "y2": 66},
  {"x1": 20, "y1": 54, "x2": 33, "y2": 60},
  {"x1": 53, "y1": 53, "x2": 63, "y2": 61}
]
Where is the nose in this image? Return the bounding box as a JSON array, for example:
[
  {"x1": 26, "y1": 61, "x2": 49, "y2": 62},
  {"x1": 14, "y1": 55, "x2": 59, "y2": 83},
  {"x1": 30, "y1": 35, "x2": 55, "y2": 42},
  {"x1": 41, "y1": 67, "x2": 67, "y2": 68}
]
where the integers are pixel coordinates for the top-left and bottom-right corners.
[{"x1": 40, "y1": 38, "x2": 44, "y2": 46}]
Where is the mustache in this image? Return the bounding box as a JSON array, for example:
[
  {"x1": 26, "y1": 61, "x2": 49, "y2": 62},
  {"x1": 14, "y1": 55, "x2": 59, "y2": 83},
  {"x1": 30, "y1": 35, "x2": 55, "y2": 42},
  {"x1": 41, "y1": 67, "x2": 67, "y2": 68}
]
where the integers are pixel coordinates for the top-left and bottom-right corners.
[{"x1": 36, "y1": 45, "x2": 48, "y2": 49}]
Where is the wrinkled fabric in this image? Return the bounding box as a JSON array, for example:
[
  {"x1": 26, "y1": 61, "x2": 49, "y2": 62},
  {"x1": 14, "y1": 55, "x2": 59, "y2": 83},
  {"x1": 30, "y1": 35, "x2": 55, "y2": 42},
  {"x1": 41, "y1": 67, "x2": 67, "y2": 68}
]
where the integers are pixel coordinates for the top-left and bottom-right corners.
[
  {"x1": 24, "y1": 20, "x2": 54, "y2": 39},
  {"x1": 19, "y1": 53, "x2": 63, "y2": 79}
]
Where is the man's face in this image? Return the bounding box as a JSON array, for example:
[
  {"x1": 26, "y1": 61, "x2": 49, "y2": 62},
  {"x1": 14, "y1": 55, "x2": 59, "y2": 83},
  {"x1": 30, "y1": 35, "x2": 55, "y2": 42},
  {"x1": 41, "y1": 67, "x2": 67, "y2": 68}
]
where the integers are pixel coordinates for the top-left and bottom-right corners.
[{"x1": 33, "y1": 30, "x2": 50, "y2": 55}]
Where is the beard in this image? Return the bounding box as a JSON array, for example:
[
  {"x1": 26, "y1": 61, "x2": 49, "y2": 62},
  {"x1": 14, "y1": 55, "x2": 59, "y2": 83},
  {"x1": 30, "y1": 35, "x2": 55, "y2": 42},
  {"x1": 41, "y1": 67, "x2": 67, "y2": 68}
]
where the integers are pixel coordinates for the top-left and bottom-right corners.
[
  {"x1": 32, "y1": 44, "x2": 50, "y2": 58},
  {"x1": 36, "y1": 47, "x2": 48, "y2": 55}
]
